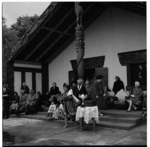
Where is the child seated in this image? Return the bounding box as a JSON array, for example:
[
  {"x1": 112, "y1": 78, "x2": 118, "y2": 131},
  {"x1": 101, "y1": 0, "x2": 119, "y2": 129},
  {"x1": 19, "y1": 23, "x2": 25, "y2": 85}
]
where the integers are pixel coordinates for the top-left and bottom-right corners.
[
  {"x1": 53, "y1": 103, "x2": 65, "y2": 120},
  {"x1": 47, "y1": 101, "x2": 56, "y2": 117}
]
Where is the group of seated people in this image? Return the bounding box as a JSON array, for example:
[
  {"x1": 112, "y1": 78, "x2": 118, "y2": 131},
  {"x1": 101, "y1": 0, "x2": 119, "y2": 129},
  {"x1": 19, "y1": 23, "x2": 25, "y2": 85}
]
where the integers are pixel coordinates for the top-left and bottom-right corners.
[
  {"x1": 3, "y1": 75, "x2": 146, "y2": 126},
  {"x1": 46, "y1": 76, "x2": 147, "y2": 127},
  {"x1": 9, "y1": 88, "x2": 42, "y2": 116}
]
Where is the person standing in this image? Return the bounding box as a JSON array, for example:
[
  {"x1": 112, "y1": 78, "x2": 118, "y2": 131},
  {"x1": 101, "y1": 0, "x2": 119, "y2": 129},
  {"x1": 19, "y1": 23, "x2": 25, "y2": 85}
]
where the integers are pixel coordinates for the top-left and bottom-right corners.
[
  {"x1": 92, "y1": 75, "x2": 105, "y2": 116},
  {"x1": 73, "y1": 78, "x2": 88, "y2": 106},
  {"x1": 85, "y1": 80, "x2": 94, "y2": 100},
  {"x1": 61, "y1": 83, "x2": 77, "y2": 128},
  {"x1": 112, "y1": 76, "x2": 124, "y2": 95},
  {"x1": 3, "y1": 83, "x2": 10, "y2": 119},
  {"x1": 21, "y1": 82, "x2": 29, "y2": 94}
]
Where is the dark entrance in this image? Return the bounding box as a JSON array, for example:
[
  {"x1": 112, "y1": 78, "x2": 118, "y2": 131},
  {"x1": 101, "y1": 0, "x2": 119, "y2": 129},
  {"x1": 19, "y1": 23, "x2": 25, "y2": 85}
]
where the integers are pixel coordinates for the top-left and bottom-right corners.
[
  {"x1": 84, "y1": 68, "x2": 95, "y2": 82},
  {"x1": 69, "y1": 56, "x2": 106, "y2": 85}
]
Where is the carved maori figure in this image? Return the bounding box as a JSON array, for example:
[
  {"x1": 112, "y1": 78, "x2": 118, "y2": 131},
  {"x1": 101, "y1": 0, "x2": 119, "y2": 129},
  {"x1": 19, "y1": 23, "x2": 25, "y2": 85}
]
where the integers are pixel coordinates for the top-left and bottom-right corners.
[
  {"x1": 75, "y1": 2, "x2": 83, "y2": 26},
  {"x1": 75, "y1": 25, "x2": 85, "y2": 78}
]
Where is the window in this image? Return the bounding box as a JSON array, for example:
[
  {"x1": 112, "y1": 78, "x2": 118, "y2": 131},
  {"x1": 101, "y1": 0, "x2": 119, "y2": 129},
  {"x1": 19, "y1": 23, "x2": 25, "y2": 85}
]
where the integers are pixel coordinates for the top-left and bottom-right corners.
[{"x1": 130, "y1": 63, "x2": 146, "y2": 86}]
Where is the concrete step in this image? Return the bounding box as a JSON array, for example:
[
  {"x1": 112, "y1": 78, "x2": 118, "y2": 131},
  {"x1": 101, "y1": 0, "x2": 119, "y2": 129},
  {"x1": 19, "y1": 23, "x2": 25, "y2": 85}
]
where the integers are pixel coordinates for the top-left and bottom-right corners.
[
  {"x1": 37, "y1": 111, "x2": 142, "y2": 124},
  {"x1": 37, "y1": 112, "x2": 47, "y2": 115},
  {"x1": 96, "y1": 120, "x2": 137, "y2": 130},
  {"x1": 99, "y1": 115, "x2": 142, "y2": 124},
  {"x1": 100, "y1": 110, "x2": 142, "y2": 117},
  {"x1": 9, "y1": 109, "x2": 143, "y2": 130},
  {"x1": 10, "y1": 113, "x2": 141, "y2": 130},
  {"x1": 11, "y1": 114, "x2": 54, "y2": 121}
]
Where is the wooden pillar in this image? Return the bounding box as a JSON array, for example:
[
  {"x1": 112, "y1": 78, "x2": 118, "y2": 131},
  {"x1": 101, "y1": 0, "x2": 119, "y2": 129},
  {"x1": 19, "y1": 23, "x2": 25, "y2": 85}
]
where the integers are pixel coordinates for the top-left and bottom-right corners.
[
  {"x1": 127, "y1": 65, "x2": 131, "y2": 87},
  {"x1": 75, "y1": 2, "x2": 85, "y2": 79},
  {"x1": 32, "y1": 72, "x2": 36, "y2": 92},
  {"x1": 7, "y1": 61, "x2": 14, "y2": 94},
  {"x1": 42, "y1": 63, "x2": 49, "y2": 94},
  {"x1": 21, "y1": 71, "x2": 25, "y2": 83}
]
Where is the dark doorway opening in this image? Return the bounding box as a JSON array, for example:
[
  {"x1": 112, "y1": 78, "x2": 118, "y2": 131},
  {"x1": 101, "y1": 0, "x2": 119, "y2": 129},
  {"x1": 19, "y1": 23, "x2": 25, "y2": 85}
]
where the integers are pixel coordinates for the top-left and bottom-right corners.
[{"x1": 84, "y1": 68, "x2": 95, "y2": 82}]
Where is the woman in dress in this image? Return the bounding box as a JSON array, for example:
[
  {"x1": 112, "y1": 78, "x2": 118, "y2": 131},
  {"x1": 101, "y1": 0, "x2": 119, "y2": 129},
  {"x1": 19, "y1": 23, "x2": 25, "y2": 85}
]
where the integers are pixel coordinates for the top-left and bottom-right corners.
[
  {"x1": 61, "y1": 83, "x2": 77, "y2": 128},
  {"x1": 126, "y1": 81, "x2": 143, "y2": 112}
]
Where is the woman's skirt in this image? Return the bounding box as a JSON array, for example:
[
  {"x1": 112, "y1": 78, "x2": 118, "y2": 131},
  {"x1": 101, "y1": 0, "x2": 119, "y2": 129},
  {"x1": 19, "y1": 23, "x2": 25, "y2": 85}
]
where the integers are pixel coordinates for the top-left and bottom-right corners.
[
  {"x1": 64, "y1": 100, "x2": 76, "y2": 116},
  {"x1": 131, "y1": 97, "x2": 141, "y2": 104}
]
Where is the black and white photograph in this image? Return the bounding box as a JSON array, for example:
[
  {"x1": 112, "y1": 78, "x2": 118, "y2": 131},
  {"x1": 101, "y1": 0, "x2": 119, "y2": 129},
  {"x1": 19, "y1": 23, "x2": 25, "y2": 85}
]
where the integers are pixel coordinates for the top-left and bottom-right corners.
[{"x1": 2, "y1": 1, "x2": 147, "y2": 146}]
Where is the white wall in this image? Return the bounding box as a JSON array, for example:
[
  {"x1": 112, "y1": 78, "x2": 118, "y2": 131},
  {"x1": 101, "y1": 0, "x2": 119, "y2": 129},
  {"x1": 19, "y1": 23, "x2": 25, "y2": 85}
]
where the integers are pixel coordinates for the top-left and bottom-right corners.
[
  {"x1": 25, "y1": 72, "x2": 32, "y2": 90},
  {"x1": 48, "y1": 7, "x2": 146, "y2": 92},
  {"x1": 36, "y1": 73, "x2": 42, "y2": 93},
  {"x1": 14, "y1": 71, "x2": 21, "y2": 95}
]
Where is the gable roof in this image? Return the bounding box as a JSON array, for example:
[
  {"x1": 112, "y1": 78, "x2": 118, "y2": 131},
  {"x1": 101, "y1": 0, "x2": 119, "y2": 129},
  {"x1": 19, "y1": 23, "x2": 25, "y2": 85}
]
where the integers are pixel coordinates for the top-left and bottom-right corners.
[{"x1": 10, "y1": 2, "x2": 146, "y2": 64}]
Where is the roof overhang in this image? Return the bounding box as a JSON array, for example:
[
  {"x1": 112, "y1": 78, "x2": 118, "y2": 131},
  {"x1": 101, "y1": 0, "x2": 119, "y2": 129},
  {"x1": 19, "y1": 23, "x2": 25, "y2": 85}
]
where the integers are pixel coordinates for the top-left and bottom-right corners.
[{"x1": 10, "y1": 2, "x2": 146, "y2": 64}]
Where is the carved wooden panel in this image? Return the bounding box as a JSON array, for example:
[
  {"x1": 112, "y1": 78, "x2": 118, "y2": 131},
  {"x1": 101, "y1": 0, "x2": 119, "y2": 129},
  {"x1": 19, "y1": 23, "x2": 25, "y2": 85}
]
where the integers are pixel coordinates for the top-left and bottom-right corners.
[
  {"x1": 118, "y1": 49, "x2": 147, "y2": 87},
  {"x1": 70, "y1": 56, "x2": 105, "y2": 70},
  {"x1": 118, "y1": 49, "x2": 146, "y2": 66}
]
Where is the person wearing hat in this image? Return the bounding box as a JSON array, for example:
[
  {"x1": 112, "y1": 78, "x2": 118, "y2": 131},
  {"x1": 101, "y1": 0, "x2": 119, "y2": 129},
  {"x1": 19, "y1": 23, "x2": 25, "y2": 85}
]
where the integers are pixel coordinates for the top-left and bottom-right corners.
[
  {"x1": 126, "y1": 81, "x2": 143, "y2": 112},
  {"x1": 18, "y1": 90, "x2": 28, "y2": 113},
  {"x1": 92, "y1": 75, "x2": 105, "y2": 116},
  {"x1": 25, "y1": 90, "x2": 37, "y2": 115}
]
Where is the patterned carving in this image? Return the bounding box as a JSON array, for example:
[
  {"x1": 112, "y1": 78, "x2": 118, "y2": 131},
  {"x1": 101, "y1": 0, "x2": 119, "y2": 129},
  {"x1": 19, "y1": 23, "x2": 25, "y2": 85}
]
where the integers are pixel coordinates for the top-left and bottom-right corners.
[
  {"x1": 75, "y1": 2, "x2": 83, "y2": 26},
  {"x1": 118, "y1": 49, "x2": 146, "y2": 66},
  {"x1": 70, "y1": 56, "x2": 105, "y2": 70},
  {"x1": 75, "y1": 2, "x2": 85, "y2": 78},
  {"x1": 118, "y1": 49, "x2": 147, "y2": 87}
]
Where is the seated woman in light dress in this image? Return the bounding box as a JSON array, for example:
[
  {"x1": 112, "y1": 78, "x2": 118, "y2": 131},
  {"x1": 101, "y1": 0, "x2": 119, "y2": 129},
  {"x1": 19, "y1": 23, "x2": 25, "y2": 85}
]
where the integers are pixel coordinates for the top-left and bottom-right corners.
[{"x1": 126, "y1": 81, "x2": 143, "y2": 112}]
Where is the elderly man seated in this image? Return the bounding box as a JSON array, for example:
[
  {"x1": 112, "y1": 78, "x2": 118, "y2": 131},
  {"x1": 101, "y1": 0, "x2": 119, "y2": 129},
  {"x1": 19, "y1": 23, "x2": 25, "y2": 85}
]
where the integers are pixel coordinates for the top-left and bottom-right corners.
[
  {"x1": 18, "y1": 90, "x2": 28, "y2": 113},
  {"x1": 25, "y1": 90, "x2": 37, "y2": 115}
]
